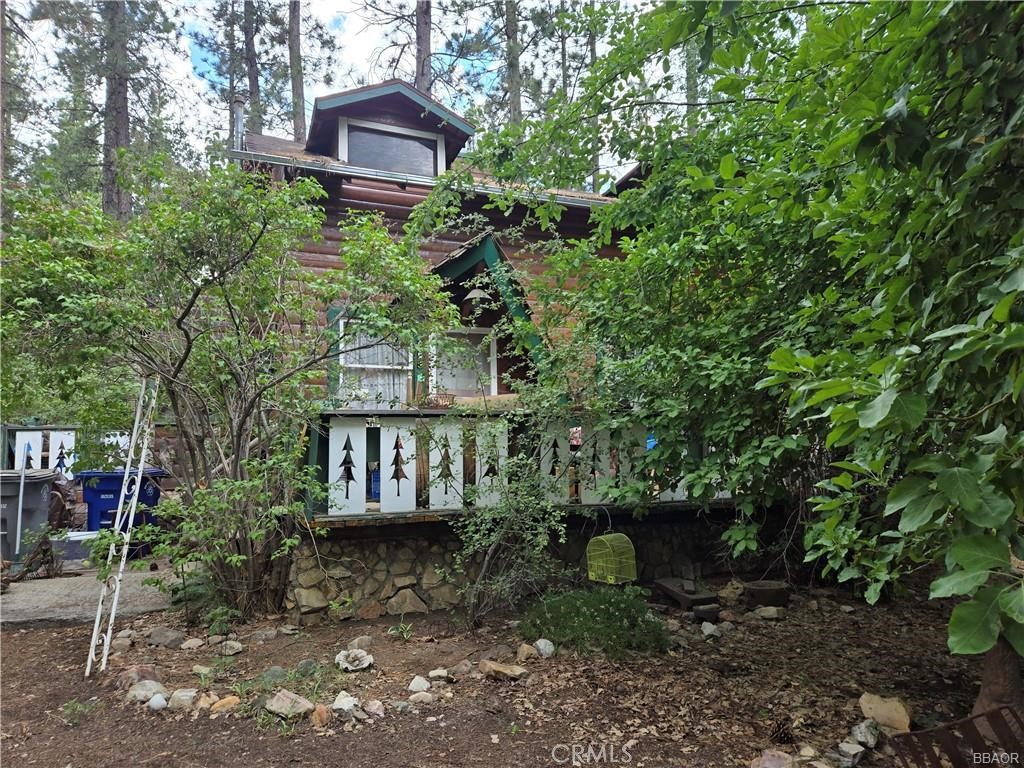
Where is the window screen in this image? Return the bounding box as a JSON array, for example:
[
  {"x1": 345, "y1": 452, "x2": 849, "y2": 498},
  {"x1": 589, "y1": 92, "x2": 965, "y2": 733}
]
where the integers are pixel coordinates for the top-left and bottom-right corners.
[
  {"x1": 434, "y1": 330, "x2": 491, "y2": 397},
  {"x1": 347, "y1": 126, "x2": 438, "y2": 176}
]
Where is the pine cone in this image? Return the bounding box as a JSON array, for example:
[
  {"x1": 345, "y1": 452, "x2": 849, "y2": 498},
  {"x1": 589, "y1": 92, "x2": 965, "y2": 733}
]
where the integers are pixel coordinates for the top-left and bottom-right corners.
[{"x1": 769, "y1": 717, "x2": 795, "y2": 744}]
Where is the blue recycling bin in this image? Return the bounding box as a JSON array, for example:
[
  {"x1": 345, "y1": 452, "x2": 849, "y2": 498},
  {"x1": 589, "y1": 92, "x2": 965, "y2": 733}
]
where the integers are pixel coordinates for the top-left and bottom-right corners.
[{"x1": 77, "y1": 468, "x2": 168, "y2": 532}]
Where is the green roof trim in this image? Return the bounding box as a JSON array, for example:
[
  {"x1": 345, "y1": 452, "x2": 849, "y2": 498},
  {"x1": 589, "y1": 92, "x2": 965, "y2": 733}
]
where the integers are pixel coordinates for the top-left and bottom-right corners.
[
  {"x1": 314, "y1": 82, "x2": 475, "y2": 137},
  {"x1": 435, "y1": 235, "x2": 541, "y2": 351}
]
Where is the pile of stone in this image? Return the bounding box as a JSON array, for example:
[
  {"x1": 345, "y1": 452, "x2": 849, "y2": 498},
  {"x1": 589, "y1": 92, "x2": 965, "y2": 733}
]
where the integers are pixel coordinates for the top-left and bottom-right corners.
[{"x1": 110, "y1": 625, "x2": 246, "y2": 657}]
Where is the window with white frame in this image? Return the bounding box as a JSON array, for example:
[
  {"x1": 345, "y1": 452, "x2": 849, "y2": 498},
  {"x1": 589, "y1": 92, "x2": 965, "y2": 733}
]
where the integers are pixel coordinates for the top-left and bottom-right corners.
[
  {"x1": 337, "y1": 319, "x2": 412, "y2": 406},
  {"x1": 431, "y1": 328, "x2": 498, "y2": 397},
  {"x1": 338, "y1": 117, "x2": 445, "y2": 177}
]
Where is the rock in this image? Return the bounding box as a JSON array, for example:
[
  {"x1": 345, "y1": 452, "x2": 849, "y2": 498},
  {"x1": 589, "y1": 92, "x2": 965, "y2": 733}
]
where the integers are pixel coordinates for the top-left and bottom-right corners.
[
  {"x1": 259, "y1": 666, "x2": 288, "y2": 686},
  {"x1": 206, "y1": 635, "x2": 225, "y2": 646},
  {"x1": 249, "y1": 627, "x2": 278, "y2": 643},
  {"x1": 335, "y1": 648, "x2": 374, "y2": 671},
  {"x1": 718, "y1": 579, "x2": 745, "y2": 606},
  {"x1": 294, "y1": 586, "x2": 329, "y2": 613},
  {"x1": 196, "y1": 692, "x2": 220, "y2": 710},
  {"x1": 125, "y1": 680, "x2": 170, "y2": 704},
  {"x1": 426, "y1": 583, "x2": 460, "y2": 609},
  {"x1": 168, "y1": 689, "x2": 198, "y2": 711},
  {"x1": 210, "y1": 695, "x2": 239, "y2": 714},
  {"x1": 701, "y1": 621, "x2": 721, "y2": 638},
  {"x1": 393, "y1": 574, "x2": 417, "y2": 589},
  {"x1": 420, "y1": 564, "x2": 443, "y2": 589},
  {"x1": 355, "y1": 601, "x2": 384, "y2": 620},
  {"x1": 148, "y1": 693, "x2": 168, "y2": 712},
  {"x1": 219, "y1": 640, "x2": 244, "y2": 656},
  {"x1": 858, "y1": 693, "x2": 912, "y2": 733},
  {"x1": 838, "y1": 741, "x2": 866, "y2": 767},
  {"x1": 386, "y1": 588, "x2": 428, "y2": 615},
  {"x1": 364, "y1": 699, "x2": 385, "y2": 718},
  {"x1": 147, "y1": 627, "x2": 186, "y2": 649},
  {"x1": 479, "y1": 644, "x2": 514, "y2": 662},
  {"x1": 798, "y1": 745, "x2": 818, "y2": 758},
  {"x1": 110, "y1": 637, "x2": 132, "y2": 653},
  {"x1": 390, "y1": 700, "x2": 413, "y2": 714},
  {"x1": 331, "y1": 691, "x2": 362, "y2": 715},
  {"x1": 850, "y1": 719, "x2": 880, "y2": 749},
  {"x1": 408, "y1": 691, "x2": 434, "y2": 705},
  {"x1": 347, "y1": 635, "x2": 373, "y2": 651},
  {"x1": 517, "y1": 643, "x2": 540, "y2": 662},
  {"x1": 718, "y1": 621, "x2": 736, "y2": 635},
  {"x1": 694, "y1": 603, "x2": 721, "y2": 622},
  {"x1": 448, "y1": 659, "x2": 473, "y2": 676},
  {"x1": 428, "y1": 668, "x2": 450, "y2": 679},
  {"x1": 749, "y1": 749, "x2": 797, "y2": 768},
  {"x1": 279, "y1": 624, "x2": 300, "y2": 635},
  {"x1": 115, "y1": 628, "x2": 135, "y2": 640},
  {"x1": 839, "y1": 605, "x2": 855, "y2": 614},
  {"x1": 311, "y1": 704, "x2": 331, "y2": 728},
  {"x1": 264, "y1": 689, "x2": 314, "y2": 719},
  {"x1": 533, "y1": 639, "x2": 555, "y2": 658},
  {"x1": 191, "y1": 665, "x2": 213, "y2": 676},
  {"x1": 478, "y1": 659, "x2": 529, "y2": 681},
  {"x1": 408, "y1": 675, "x2": 431, "y2": 692},
  {"x1": 753, "y1": 606, "x2": 786, "y2": 620},
  {"x1": 180, "y1": 638, "x2": 205, "y2": 651},
  {"x1": 295, "y1": 658, "x2": 319, "y2": 677}
]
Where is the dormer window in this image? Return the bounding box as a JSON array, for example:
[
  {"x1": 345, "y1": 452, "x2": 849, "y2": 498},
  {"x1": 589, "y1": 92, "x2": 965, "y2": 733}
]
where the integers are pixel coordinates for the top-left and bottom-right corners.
[{"x1": 338, "y1": 117, "x2": 445, "y2": 177}]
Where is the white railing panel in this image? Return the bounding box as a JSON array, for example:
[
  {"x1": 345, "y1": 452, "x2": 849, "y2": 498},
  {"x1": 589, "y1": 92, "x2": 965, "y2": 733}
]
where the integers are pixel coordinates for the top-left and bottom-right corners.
[
  {"x1": 50, "y1": 430, "x2": 76, "y2": 478},
  {"x1": 328, "y1": 416, "x2": 366, "y2": 515},
  {"x1": 428, "y1": 421, "x2": 464, "y2": 510},
  {"x1": 12, "y1": 430, "x2": 42, "y2": 470},
  {"x1": 379, "y1": 418, "x2": 417, "y2": 514},
  {"x1": 474, "y1": 419, "x2": 508, "y2": 507},
  {"x1": 580, "y1": 428, "x2": 611, "y2": 505}
]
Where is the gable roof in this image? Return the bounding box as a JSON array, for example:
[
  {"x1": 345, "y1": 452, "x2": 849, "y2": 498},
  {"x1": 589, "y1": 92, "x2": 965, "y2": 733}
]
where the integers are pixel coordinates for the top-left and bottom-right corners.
[
  {"x1": 311, "y1": 80, "x2": 475, "y2": 137},
  {"x1": 305, "y1": 80, "x2": 475, "y2": 164}
]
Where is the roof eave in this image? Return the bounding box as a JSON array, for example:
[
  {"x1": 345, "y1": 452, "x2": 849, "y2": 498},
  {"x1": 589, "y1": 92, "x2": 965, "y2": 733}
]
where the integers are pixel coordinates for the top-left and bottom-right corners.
[{"x1": 226, "y1": 148, "x2": 610, "y2": 210}]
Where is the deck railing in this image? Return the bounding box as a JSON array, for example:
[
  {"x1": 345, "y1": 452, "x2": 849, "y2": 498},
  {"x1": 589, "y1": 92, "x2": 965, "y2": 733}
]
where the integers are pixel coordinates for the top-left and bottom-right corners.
[{"x1": 322, "y1": 414, "x2": 700, "y2": 517}]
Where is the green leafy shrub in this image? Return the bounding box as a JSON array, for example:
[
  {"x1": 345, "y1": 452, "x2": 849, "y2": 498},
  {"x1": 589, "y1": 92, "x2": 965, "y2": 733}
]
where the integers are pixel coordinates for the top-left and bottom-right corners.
[{"x1": 519, "y1": 586, "x2": 668, "y2": 659}]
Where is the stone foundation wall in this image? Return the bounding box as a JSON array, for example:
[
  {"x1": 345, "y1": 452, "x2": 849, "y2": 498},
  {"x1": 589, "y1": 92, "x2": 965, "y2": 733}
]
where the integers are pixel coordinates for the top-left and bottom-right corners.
[
  {"x1": 287, "y1": 510, "x2": 733, "y2": 624},
  {"x1": 285, "y1": 522, "x2": 467, "y2": 625}
]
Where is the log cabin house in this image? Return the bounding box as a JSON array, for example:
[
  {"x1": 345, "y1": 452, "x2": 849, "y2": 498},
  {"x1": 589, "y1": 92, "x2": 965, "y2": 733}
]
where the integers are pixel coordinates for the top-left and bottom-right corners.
[{"x1": 225, "y1": 81, "x2": 708, "y2": 618}]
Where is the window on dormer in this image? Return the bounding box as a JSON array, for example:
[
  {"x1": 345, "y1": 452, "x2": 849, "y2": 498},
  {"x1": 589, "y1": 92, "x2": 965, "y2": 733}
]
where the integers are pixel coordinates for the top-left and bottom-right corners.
[{"x1": 338, "y1": 117, "x2": 445, "y2": 177}]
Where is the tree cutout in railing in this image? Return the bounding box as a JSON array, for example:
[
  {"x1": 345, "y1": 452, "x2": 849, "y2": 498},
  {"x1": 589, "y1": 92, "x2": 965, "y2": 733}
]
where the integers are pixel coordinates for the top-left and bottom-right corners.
[
  {"x1": 588, "y1": 441, "x2": 600, "y2": 488},
  {"x1": 482, "y1": 451, "x2": 499, "y2": 479},
  {"x1": 24, "y1": 444, "x2": 34, "y2": 470},
  {"x1": 339, "y1": 434, "x2": 356, "y2": 499},
  {"x1": 54, "y1": 442, "x2": 69, "y2": 474},
  {"x1": 548, "y1": 436, "x2": 560, "y2": 477},
  {"x1": 390, "y1": 433, "x2": 408, "y2": 496},
  {"x1": 436, "y1": 434, "x2": 456, "y2": 494}
]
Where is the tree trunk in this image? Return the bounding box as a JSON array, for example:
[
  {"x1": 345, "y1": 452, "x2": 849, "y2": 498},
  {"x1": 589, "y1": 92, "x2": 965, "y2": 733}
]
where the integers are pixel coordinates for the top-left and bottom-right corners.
[
  {"x1": 685, "y1": 41, "x2": 698, "y2": 135},
  {"x1": 100, "y1": 0, "x2": 131, "y2": 220},
  {"x1": 587, "y1": 1, "x2": 599, "y2": 191},
  {"x1": 414, "y1": 0, "x2": 431, "y2": 94},
  {"x1": 1, "y1": 0, "x2": 7, "y2": 183},
  {"x1": 973, "y1": 637, "x2": 1023, "y2": 715},
  {"x1": 504, "y1": 0, "x2": 521, "y2": 124},
  {"x1": 559, "y1": 0, "x2": 568, "y2": 98},
  {"x1": 288, "y1": 0, "x2": 305, "y2": 142},
  {"x1": 242, "y1": 0, "x2": 261, "y2": 133}
]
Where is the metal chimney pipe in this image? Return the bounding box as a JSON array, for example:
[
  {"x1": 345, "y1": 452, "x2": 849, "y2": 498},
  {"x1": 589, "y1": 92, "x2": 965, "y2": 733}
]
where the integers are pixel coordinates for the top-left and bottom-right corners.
[{"x1": 231, "y1": 95, "x2": 247, "y2": 151}]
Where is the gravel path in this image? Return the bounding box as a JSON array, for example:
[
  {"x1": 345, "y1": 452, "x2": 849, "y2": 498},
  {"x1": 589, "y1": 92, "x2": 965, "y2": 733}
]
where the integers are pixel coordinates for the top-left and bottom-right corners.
[{"x1": 0, "y1": 567, "x2": 171, "y2": 624}]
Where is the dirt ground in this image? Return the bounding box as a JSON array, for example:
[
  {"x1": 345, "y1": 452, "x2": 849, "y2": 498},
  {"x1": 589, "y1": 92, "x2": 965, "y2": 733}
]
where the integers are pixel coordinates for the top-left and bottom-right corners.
[{"x1": 0, "y1": 578, "x2": 977, "y2": 768}]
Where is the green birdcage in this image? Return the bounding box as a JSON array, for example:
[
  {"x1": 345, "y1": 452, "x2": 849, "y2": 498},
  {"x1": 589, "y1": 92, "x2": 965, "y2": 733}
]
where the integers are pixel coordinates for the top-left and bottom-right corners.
[{"x1": 586, "y1": 532, "x2": 637, "y2": 585}]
